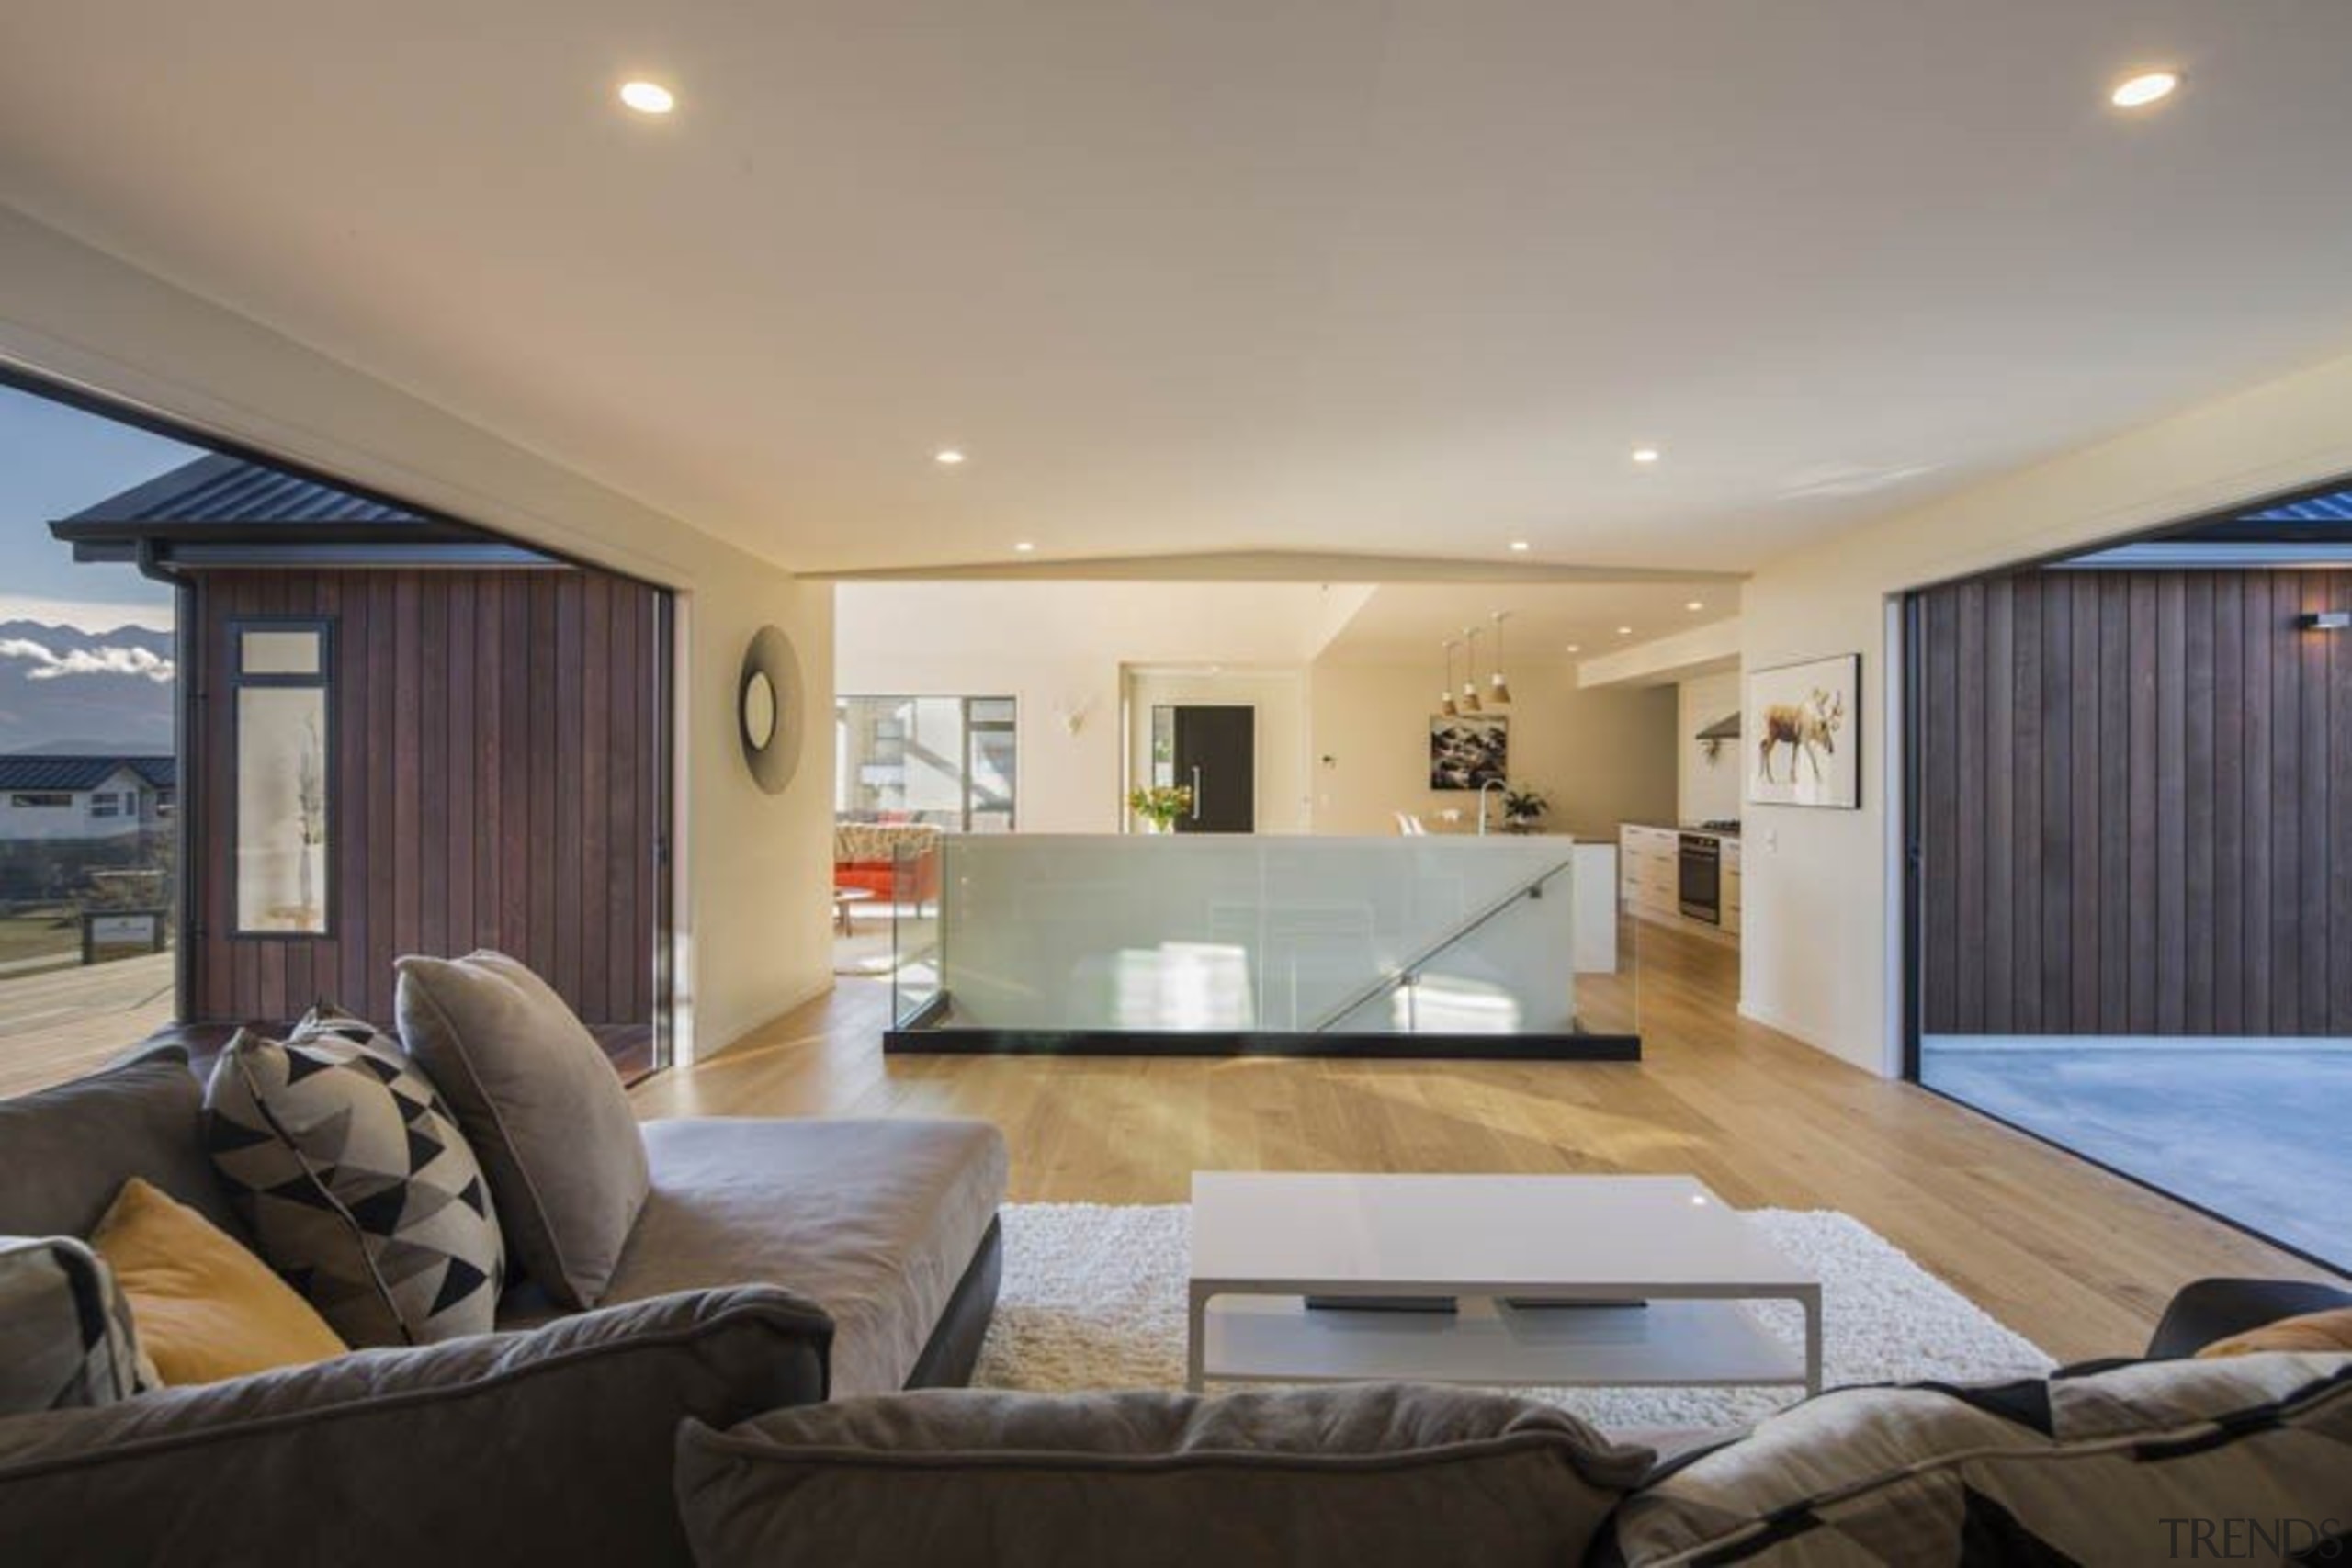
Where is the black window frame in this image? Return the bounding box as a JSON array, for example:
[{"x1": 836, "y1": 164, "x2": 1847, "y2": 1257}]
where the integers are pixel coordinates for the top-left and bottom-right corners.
[
  {"x1": 227, "y1": 615, "x2": 338, "y2": 940},
  {"x1": 836, "y1": 694, "x2": 1019, "y2": 833}
]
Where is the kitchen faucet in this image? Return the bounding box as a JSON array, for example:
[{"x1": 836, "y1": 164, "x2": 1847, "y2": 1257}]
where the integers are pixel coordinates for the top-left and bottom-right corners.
[{"x1": 1477, "y1": 777, "x2": 1504, "y2": 836}]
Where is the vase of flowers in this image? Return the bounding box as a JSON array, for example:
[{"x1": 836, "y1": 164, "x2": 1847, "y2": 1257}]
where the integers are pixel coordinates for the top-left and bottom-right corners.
[
  {"x1": 1127, "y1": 784, "x2": 1193, "y2": 833},
  {"x1": 1501, "y1": 785, "x2": 1550, "y2": 834}
]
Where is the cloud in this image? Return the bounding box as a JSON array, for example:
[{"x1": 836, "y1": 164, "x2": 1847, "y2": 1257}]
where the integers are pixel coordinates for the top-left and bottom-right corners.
[{"x1": 0, "y1": 637, "x2": 176, "y2": 683}]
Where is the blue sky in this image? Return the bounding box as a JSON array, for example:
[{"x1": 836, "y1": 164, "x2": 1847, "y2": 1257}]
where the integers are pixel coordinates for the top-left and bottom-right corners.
[{"x1": 0, "y1": 381, "x2": 198, "y2": 632}]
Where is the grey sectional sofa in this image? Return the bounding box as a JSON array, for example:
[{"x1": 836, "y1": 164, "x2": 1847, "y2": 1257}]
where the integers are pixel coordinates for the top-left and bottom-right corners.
[
  {"x1": 0, "y1": 1043, "x2": 1007, "y2": 1565},
  {"x1": 6, "y1": 1046, "x2": 2345, "y2": 1568}
]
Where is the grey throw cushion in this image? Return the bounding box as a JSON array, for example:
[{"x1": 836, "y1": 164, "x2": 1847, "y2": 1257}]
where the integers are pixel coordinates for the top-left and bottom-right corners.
[
  {"x1": 0, "y1": 1236, "x2": 151, "y2": 1414},
  {"x1": 1606, "y1": 1353, "x2": 2352, "y2": 1565},
  {"x1": 0, "y1": 1045, "x2": 248, "y2": 1242},
  {"x1": 204, "y1": 1006, "x2": 506, "y2": 1347},
  {"x1": 0, "y1": 1284, "x2": 832, "y2": 1568},
  {"x1": 675, "y1": 1383, "x2": 1654, "y2": 1568},
  {"x1": 395, "y1": 951, "x2": 648, "y2": 1309}
]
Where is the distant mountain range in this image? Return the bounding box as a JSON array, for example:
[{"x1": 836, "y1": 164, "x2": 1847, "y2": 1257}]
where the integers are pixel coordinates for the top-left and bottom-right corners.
[{"x1": 0, "y1": 619, "x2": 175, "y2": 755}]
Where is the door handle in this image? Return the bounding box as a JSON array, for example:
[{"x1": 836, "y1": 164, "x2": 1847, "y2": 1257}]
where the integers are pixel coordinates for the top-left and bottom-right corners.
[{"x1": 1190, "y1": 766, "x2": 1203, "y2": 820}]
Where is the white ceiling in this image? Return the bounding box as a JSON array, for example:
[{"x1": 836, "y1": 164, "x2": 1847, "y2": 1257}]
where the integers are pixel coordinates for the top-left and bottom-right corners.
[
  {"x1": 1314, "y1": 581, "x2": 1738, "y2": 666},
  {"x1": 5, "y1": 3, "x2": 2352, "y2": 578}
]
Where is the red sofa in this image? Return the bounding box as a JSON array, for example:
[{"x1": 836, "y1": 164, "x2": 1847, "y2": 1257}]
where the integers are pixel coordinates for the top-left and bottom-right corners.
[{"x1": 832, "y1": 822, "x2": 944, "y2": 906}]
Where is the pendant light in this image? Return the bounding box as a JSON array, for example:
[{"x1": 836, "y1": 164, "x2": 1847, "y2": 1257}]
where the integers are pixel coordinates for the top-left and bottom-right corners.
[
  {"x1": 1438, "y1": 640, "x2": 1460, "y2": 717},
  {"x1": 1487, "y1": 611, "x2": 1514, "y2": 705},
  {"x1": 1459, "y1": 627, "x2": 1485, "y2": 713}
]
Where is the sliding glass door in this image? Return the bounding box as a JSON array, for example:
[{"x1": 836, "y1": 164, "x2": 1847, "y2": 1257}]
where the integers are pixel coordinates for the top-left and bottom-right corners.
[{"x1": 1905, "y1": 564, "x2": 2352, "y2": 1270}]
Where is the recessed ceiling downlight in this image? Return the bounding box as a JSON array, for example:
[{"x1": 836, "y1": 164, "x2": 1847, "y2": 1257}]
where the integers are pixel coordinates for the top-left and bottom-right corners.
[
  {"x1": 1631, "y1": 446, "x2": 1662, "y2": 465},
  {"x1": 618, "y1": 80, "x2": 676, "y2": 116},
  {"x1": 1012, "y1": 541, "x2": 1035, "y2": 553},
  {"x1": 1509, "y1": 540, "x2": 1532, "y2": 553},
  {"x1": 935, "y1": 448, "x2": 967, "y2": 466},
  {"x1": 2110, "y1": 71, "x2": 2179, "y2": 108}
]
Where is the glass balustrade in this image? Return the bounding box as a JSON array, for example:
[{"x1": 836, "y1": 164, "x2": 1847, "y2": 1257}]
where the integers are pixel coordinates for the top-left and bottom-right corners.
[{"x1": 888, "y1": 835, "x2": 1642, "y2": 1055}]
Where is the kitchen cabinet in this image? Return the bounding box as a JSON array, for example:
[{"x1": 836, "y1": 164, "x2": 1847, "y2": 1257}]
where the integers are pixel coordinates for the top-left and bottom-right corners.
[
  {"x1": 1618, "y1": 823, "x2": 1741, "y2": 942},
  {"x1": 1723, "y1": 838, "x2": 1742, "y2": 935}
]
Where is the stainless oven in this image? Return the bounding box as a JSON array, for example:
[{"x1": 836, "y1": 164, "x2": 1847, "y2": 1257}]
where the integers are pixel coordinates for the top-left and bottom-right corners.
[{"x1": 1678, "y1": 832, "x2": 1721, "y2": 924}]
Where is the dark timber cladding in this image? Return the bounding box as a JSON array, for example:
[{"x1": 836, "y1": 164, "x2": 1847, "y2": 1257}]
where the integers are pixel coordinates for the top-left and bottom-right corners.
[
  {"x1": 185, "y1": 569, "x2": 667, "y2": 1029},
  {"x1": 1915, "y1": 569, "x2": 2352, "y2": 1038}
]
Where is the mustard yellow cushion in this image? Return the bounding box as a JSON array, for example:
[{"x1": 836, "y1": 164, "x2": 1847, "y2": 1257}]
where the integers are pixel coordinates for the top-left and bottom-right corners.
[
  {"x1": 2197, "y1": 1306, "x2": 2352, "y2": 1359},
  {"x1": 89, "y1": 1177, "x2": 347, "y2": 1385}
]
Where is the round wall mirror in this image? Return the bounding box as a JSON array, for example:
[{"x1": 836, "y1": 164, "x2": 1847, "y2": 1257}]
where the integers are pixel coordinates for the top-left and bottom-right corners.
[
  {"x1": 738, "y1": 625, "x2": 805, "y2": 795},
  {"x1": 741, "y1": 670, "x2": 777, "y2": 750}
]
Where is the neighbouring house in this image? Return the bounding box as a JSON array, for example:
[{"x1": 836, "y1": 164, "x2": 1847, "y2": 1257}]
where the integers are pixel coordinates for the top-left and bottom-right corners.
[
  {"x1": 0, "y1": 753, "x2": 175, "y2": 900},
  {"x1": 0, "y1": 754, "x2": 174, "y2": 841}
]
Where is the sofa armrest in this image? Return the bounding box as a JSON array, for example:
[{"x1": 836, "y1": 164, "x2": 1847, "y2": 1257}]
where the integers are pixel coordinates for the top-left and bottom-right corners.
[
  {"x1": 2146, "y1": 1277, "x2": 2352, "y2": 1359},
  {"x1": 0, "y1": 1285, "x2": 831, "y2": 1568}
]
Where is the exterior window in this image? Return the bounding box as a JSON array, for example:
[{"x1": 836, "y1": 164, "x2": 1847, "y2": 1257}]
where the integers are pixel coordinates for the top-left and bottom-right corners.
[
  {"x1": 240, "y1": 628, "x2": 324, "y2": 676},
  {"x1": 9, "y1": 792, "x2": 72, "y2": 808},
  {"x1": 89, "y1": 792, "x2": 122, "y2": 818},
  {"x1": 233, "y1": 620, "x2": 334, "y2": 935},
  {"x1": 835, "y1": 695, "x2": 1018, "y2": 832}
]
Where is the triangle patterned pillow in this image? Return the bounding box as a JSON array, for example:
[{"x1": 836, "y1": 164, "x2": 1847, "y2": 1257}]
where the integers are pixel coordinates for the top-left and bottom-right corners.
[
  {"x1": 0, "y1": 1235, "x2": 155, "y2": 1413},
  {"x1": 204, "y1": 1005, "x2": 505, "y2": 1347}
]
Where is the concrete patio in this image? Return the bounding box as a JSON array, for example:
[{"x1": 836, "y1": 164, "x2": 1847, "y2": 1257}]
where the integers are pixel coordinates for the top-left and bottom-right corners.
[{"x1": 1920, "y1": 1038, "x2": 2352, "y2": 1272}]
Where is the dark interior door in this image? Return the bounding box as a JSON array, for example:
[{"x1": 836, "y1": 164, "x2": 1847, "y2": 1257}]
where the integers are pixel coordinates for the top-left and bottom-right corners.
[{"x1": 1170, "y1": 705, "x2": 1255, "y2": 833}]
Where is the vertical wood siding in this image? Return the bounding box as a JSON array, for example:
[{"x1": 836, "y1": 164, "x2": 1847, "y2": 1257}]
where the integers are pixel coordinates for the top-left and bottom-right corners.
[
  {"x1": 1916, "y1": 569, "x2": 2352, "y2": 1037},
  {"x1": 187, "y1": 569, "x2": 667, "y2": 1028}
]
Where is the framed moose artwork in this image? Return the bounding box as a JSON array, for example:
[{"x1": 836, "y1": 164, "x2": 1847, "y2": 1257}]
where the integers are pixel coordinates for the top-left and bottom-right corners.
[{"x1": 1747, "y1": 653, "x2": 1860, "y2": 809}]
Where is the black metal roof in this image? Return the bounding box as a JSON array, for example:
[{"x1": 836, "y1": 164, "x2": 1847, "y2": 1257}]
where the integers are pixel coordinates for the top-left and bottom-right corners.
[
  {"x1": 0, "y1": 755, "x2": 175, "y2": 792},
  {"x1": 50, "y1": 454, "x2": 554, "y2": 566},
  {"x1": 63, "y1": 453, "x2": 425, "y2": 526},
  {"x1": 2239, "y1": 488, "x2": 2352, "y2": 526}
]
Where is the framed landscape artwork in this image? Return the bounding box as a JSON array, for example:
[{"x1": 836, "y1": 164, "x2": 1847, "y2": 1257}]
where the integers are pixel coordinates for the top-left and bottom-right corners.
[
  {"x1": 1747, "y1": 654, "x2": 1860, "y2": 810},
  {"x1": 1430, "y1": 714, "x2": 1508, "y2": 791}
]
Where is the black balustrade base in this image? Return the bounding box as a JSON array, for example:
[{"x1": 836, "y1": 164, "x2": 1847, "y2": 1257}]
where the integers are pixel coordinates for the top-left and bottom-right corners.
[{"x1": 883, "y1": 1000, "x2": 1639, "y2": 1061}]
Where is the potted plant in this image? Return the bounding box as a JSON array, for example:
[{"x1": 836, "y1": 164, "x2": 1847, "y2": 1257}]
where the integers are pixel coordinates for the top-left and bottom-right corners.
[
  {"x1": 1126, "y1": 784, "x2": 1193, "y2": 833},
  {"x1": 1500, "y1": 785, "x2": 1549, "y2": 834}
]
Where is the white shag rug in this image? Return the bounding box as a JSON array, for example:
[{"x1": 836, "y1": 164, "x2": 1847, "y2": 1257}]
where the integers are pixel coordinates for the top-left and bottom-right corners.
[{"x1": 974, "y1": 1203, "x2": 2053, "y2": 1432}]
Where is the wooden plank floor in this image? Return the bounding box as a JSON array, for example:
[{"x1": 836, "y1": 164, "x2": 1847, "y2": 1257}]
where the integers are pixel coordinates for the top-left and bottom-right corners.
[
  {"x1": 0, "y1": 951, "x2": 176, "y2": 1100},
  {"x1": 631, "y1": 919, "x2": 2341, "y2": 1365}
]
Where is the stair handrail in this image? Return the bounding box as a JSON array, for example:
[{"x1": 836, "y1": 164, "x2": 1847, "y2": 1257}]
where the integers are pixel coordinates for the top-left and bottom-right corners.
[{"x1": 1307, "y1": 857, "x2": 1574, "y2": 1032}]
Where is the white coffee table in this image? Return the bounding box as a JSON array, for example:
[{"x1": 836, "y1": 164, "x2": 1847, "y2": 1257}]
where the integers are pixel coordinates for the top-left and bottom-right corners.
[{"x1": 1186, "y1": 1172, "x2": 1822, "y2": 1395}]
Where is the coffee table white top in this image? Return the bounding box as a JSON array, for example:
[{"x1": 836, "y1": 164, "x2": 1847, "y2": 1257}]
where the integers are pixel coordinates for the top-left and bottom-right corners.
[{"x1": 1189, "y1": 1172, "x2": 1817, "y2": 1297}]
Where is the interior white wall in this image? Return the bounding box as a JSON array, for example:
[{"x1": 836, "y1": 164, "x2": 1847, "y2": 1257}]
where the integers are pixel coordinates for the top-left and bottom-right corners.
[
  {"x1": 1306, "y1": 660, "x2": 1676, "y2": 838},
  {"x1": 1741, "y1": 347, "x2": 2352, "y2": 1076},
  {"x1": 838, "y1": 581, "x2": 1685, "y2": 840},
  {"x1": 0, "y1": 205, "x2": 837, "y2": 1061},
  {"x1": 1677, "y1": 670, "x2": 1744, "y2": 825},
  {"x1": 835, "y1": 581, "x2": 1338, "y2": 832},
  {"x1": 1124, "y1": 669, "x2": 1311, "y2": 832}
]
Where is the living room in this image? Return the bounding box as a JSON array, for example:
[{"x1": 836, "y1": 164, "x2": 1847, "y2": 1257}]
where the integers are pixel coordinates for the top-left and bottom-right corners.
[{"x1": 5, "y1": 5, "x2": 2352, "y2": 1564}]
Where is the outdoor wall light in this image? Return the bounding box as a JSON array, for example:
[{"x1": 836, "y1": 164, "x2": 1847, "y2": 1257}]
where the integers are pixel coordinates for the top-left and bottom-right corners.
[{"x1": 2296, "y1": 611, "x2": 2351, "y2": 632}]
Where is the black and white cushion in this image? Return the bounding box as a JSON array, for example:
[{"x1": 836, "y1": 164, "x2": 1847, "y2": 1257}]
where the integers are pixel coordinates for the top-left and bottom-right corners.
[
  {"x1": 1605, "y1": 1352, "x2": 2352, "y2": 1565},
  {"x1": 0, "y1": 1235, "x2": 151, "y2": 1413},
  {"x1": 204, "y1": 1006, "x2": 504, "y2": 1347}
]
